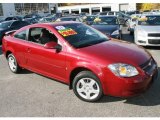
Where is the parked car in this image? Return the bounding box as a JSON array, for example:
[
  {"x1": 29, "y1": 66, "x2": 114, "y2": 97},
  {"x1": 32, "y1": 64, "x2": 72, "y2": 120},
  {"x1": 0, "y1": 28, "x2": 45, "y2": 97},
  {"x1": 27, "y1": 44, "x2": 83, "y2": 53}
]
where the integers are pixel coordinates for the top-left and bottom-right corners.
[
  {"x1": 126, "y1": 11, "x2": 140, "y2": 16},
  {"x1": 5, "y1": 16, "x2": 23, "y2": 21},
  {"x1": 107, "y1": 11, "x2": 117, "y2": 16},
  {"x1": 23, "y1": 18, "x2": 38, "y2": 24},
  {"x1": 0, "y1": 20, "x2": 29, "y2": 44},
  {"x1": 2, "y1": 21, "x2": 158, "y2": 102},
  {"x1": 92, "y1": 12, "x2": 99, "y2": 15},
  {"x1": 91, "y1": 16, "x2": 122, "y2": 39},
  {"x1": 83, "y1": 15, "x2": 97, "y2": 25},
  {"x1": 55, "y1": 16, "x2": 83, "y2": 22},
  {"x1": 38, "y1": 17, "x2": 55, "y2": 23},
  {"x1": 0, "y1": 17, "x2": 5, "y2": 23},
  {"x1": 23, "y1": 14, "x2": 42, "y2": 19},
  {"x1": 134, "y1": 15, "x2": 160, "y2": 46},
  {"x1": 99, "y1": 12, "x2": 108, "y2": 15},
  {"x1": 79, "y1": 12, "x2": 88, "y2": 17}
]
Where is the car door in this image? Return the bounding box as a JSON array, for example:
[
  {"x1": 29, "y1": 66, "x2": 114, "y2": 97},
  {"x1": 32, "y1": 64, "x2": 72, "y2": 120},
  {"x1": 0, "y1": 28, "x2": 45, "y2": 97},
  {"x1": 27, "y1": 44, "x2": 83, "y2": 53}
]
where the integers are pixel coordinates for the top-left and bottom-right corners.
[
  {"x1": 12, "y1": 29, "x2": 29, "y2": 67},
  {"x1": 25, "y1": 27, "x2": 67, "y2": 82}
]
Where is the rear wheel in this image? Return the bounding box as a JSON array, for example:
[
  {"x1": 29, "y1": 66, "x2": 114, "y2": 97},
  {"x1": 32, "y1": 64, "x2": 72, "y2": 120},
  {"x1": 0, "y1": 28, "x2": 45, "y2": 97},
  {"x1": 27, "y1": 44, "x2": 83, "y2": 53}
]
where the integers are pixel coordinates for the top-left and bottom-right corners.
[
  {"x1": 7, "y1": 53, "x2": 21, "y2": 73},
  {"x1": 72, "y1": 71, "x2": 103, "y2": 102}
]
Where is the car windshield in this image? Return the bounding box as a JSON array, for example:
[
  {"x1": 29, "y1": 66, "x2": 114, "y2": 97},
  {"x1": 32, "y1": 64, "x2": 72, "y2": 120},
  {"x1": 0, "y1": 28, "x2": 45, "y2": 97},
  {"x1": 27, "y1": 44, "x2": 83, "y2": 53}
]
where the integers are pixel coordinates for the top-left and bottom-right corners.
[
  {"x1": 86, "y1": 16, "x2": 96, "y2": 21},
  {"x1": 93, "y1": 17, "x2": 118, "y2": 25},
  {"x1": 138, "y1": 16, "x2": 160, "y2": 25},
  {"x1": 0, "y1": 21, "x2": 12, "y2": 28},
  {"x1": 54, "y1": 23, "x2": 109, "y2": 48},
  {"x1": 60, "y1": 17, "x2": 76, "y2": 21}
]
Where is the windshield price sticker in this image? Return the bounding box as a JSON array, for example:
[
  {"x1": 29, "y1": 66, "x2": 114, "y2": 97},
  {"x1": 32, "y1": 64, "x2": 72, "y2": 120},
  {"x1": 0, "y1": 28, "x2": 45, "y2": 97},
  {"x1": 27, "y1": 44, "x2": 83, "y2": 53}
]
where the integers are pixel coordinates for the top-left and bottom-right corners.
[
  {"x1": 138, "y1": 17, "x2": 148, "y2": 21},
  {"x1": 55, "y1": 26, "x2": 66, "y2": 30},
  {"x1": 94, "y1": 18, "x2": 101, "y2": 22},
  {"x1": 58, "y1": 28, "x2": 77, "y2": 37}
]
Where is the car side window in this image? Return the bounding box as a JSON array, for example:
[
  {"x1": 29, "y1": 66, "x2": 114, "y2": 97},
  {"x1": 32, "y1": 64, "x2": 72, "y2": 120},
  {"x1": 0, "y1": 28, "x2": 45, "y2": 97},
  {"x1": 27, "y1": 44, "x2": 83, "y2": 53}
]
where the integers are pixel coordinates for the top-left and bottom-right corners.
[
  {"x1": 11, "y1": 21, "x2": 20, "y2": 27},
  {"x1": 28, "y1": 27, "x2": 58, "y2": 45},
  {"x1": 14, "y1": 30, "x2": 27, "y2": 40}
]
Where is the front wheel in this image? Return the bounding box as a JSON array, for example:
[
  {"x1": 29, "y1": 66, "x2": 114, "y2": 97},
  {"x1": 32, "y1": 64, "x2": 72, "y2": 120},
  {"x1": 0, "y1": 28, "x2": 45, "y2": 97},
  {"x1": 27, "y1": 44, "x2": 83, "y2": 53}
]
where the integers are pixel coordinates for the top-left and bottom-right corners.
[
  {"x1": 72, "y1": 71, "x2": 103, "y2": 102},
  {"x1": 7, "y1": 53, "x2": 21, "y2": 73}
]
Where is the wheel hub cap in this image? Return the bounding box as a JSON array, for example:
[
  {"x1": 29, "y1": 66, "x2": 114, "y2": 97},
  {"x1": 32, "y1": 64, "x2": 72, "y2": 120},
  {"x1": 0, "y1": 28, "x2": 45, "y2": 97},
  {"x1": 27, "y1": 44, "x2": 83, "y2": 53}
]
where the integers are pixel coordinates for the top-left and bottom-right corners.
[{"x1": 76, "y1": 78, "x2": 100, "y2": 100}]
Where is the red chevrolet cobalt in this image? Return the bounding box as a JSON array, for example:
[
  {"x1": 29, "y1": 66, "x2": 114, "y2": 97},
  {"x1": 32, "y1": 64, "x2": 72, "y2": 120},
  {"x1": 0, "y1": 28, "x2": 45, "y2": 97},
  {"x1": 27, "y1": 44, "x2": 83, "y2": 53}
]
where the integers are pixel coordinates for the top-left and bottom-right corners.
[{"x1": 2, "y1": 22, "x2": 158, "y2": 102}]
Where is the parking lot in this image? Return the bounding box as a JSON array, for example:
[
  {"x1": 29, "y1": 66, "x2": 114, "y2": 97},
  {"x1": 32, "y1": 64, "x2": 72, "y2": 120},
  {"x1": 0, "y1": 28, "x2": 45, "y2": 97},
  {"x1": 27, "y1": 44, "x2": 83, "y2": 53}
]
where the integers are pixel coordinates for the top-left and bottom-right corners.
[{"x1": 0, "y1": 26, "x2": 160, "y2": 117}]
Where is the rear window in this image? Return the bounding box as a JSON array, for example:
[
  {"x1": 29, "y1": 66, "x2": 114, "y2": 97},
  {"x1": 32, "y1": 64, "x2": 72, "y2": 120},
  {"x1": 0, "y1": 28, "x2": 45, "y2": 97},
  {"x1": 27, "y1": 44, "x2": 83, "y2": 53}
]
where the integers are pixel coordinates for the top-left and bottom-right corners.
[{"x1": 14, "y1": 30, "x2": 27, "y2": 40}]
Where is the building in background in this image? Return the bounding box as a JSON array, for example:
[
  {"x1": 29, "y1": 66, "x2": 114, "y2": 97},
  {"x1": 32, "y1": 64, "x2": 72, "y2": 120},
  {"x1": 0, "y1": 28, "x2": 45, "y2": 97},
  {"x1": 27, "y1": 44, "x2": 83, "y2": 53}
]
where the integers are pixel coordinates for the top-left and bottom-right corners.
[
  {"x1": 58, "y1": 3, "x2": 137, "y2": 15},
  {"x1": 0, "y1": 3, "x2": 58, "y2": 18}
]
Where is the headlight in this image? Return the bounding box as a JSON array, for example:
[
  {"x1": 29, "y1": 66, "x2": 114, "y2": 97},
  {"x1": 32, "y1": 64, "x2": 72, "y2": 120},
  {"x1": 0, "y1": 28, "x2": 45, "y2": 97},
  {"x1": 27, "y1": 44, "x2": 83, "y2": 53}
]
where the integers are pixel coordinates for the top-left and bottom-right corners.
[
  {"x1": 111, "y1": 30, "x2": 119, "y2": 35},
  {"x1": 137, "y1": 29, "x2": 147, "y2": 37},
  {"x1": 108, "y1": 63, "x2": 139, "y2": 77}
]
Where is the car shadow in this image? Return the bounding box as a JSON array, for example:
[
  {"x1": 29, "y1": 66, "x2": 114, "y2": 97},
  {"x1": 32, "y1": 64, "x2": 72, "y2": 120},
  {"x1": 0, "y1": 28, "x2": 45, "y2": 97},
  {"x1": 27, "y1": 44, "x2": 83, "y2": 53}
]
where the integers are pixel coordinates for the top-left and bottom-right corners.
[
  {"x1": 143, "y1": 46, "x2": 160, "y2": 50},
  {"x1": 19, "y1": 69, "x2": 33, "y2": 74},
  {"x1": 98, "y1": 67, "x2": 160, "y2": 106}
]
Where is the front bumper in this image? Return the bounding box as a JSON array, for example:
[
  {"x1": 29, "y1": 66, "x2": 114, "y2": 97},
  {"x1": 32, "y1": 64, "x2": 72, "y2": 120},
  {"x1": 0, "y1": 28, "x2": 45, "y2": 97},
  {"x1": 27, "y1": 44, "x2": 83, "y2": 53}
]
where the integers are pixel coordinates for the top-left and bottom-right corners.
[
  {"x1": 102, "y1": 60, "x2": 158, "y2": 97},
  {"x1": 136, "y1": 34, "x2": 160, "y2": 46},
  {"x1": 121, "y1": 68, "x2": 158, "y2": 97}
]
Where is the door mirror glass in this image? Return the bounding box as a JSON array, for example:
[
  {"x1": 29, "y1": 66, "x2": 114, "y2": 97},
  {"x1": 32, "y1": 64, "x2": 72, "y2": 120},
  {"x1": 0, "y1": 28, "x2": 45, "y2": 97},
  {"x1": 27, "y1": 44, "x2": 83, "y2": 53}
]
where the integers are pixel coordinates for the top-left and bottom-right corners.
[
  {"x1": 44, "y1": 41, "x2": 62, "y2": 52},
  {"x1": 44, "y1": 41, "x2": 57, "y2": 49}
]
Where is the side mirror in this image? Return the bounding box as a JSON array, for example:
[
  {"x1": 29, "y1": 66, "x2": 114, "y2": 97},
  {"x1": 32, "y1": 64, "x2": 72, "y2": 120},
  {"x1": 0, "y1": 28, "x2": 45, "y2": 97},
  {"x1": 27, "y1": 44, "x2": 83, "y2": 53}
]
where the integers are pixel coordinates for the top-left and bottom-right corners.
[
  {"x1": 44, "y1": 41, "x2": 57, "y2": 49},
  {"x1": 44, "y1": 41, "x2": 62, "y2": 52},
  {"x1": 54, "y1": 44, "x2": 62, "y2": 52}
]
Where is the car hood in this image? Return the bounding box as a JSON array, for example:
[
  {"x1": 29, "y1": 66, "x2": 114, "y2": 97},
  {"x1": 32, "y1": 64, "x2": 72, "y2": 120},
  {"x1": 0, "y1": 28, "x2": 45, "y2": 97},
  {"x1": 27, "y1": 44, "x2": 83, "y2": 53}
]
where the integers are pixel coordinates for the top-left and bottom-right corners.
[
  {"x1": 78, "y1": 40, "x2": 151, "y2": 66},
  {"x1": 91, "y1": 25, "x2": 119, "y2": 35},
  {"x1": 137, "y1": 25, "x2": 160, "y2": 33}
]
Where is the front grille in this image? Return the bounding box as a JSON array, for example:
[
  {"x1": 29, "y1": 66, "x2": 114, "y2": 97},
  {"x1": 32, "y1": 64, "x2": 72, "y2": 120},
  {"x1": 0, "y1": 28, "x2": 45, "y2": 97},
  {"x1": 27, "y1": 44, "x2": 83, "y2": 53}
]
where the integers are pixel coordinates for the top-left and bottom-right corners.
[
  {"x1": 140, "y1": 58, "x2": 156, "y2": 75},
  {"x1": 148, "y1": 39, "x2": 160, "y2": 44},
  {"x1": 148, "y1": 33, "x2": 160, "y2": 37}
]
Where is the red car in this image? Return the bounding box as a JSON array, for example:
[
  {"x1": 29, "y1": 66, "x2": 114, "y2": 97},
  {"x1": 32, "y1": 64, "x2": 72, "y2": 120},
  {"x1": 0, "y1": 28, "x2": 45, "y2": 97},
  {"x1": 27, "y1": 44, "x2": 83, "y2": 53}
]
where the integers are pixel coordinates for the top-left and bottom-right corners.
[{"x1": 2, "y1": 22, "x2": 158, "y2": 102}]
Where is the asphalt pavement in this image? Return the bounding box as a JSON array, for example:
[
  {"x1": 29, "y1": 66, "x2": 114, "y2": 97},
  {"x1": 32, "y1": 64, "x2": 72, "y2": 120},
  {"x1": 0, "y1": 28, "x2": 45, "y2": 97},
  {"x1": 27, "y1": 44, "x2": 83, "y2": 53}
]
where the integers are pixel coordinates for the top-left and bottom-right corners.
[{"x1": 0, "y1": 27, "x2": 160, "y2": 117}]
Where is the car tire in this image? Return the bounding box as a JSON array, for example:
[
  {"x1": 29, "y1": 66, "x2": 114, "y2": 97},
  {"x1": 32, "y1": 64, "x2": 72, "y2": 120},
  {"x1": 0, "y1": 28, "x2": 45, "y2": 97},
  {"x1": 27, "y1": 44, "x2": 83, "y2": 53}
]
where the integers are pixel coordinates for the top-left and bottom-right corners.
[
  {"x1": 7, "y1": 53, "x2": 21, "y2": 73},
  {"x1": 72, "y1": 71, "x2": 103, "y2": 102}
]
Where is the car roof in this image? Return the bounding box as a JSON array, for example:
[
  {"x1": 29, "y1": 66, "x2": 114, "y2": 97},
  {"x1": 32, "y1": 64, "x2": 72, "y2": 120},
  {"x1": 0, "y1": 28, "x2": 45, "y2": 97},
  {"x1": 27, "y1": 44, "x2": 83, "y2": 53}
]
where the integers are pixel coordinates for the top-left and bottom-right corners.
[
  {"x1": 1, "y1": 20, "x2": 17, "y2": 23},
  {"x1": 23, "y1": 21, "x2": 81, "y2": 28}
]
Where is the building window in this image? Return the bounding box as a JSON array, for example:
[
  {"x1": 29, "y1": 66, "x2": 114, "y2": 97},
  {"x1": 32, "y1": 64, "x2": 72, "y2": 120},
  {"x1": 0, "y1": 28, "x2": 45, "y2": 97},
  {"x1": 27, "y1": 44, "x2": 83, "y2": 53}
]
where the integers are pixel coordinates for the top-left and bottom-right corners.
[
  {"x1": 14, "y1": 3, "x2": 49, "y2": 15},
  {"x1": 0, "y1": 4, "x2": 3, "y2": 16}
]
